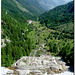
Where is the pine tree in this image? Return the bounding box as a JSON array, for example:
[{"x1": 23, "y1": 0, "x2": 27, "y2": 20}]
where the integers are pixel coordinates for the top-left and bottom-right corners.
[{"x1": 1, "y1": 48, "x2": 6, "y2": 66}]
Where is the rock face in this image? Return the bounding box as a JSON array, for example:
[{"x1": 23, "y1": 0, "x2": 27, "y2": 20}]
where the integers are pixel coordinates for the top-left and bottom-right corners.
[
  {"x1": 11, "y1": 55, "x2": 71, "y2": 75},
  {"x1": 1, "y1": 67, "x2": 14, "y2": 75},
  {"x1": 49, "y1": 71, "x2": 74, "y2": 75},
  {"x1": 1, "y1": 55, "x2": 74, "y2": 75}
]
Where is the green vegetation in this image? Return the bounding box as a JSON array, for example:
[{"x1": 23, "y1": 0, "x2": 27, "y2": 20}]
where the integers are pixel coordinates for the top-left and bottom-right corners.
[
  {"x1": 23, "y1": 60, "x2": 27, "y2": 63},
  {"x1": 1, "y1": 0, "x2": 74, "y2": 69},
  {"x1": 35, "y1": 50, "x2": 42, "y2": 57},
  {"x1": 1, "y1": 18, "x2": 33, "y2": 67},
  {"x1": 15, "y1": 0, "x2": 45, "y2": 16},
  {"x1": 39, "y1": 1, "x2": 74, "y2": 67},
  {"x1": 29, "y1": 21, "x2": 74, "y2": 67},
  {"x1": 1, "y1": 0, "x2": 41, "y2": 21},
  {"x1": 39, "y1": 1, "x2": 74, "y2": 29},
  {"x1": 1, "y1": 42, "x2": 3, "y2": 45},
  {"x1": 1, "y1": 0, "x2": 34, "y2": 66}
]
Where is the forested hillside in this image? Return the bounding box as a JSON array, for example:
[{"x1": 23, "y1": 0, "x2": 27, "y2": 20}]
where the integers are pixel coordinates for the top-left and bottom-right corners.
[
  {"x1": 1, "y1": 14, "x2": 33, "y2": 67},
  {"x1": 1, "y1": 0, "x2": 34, "y2": 67},
  {"x1": 39, "y1": 1, "x2": 74, "y2": 30},
  {"x1": 36, "y1": 0, "x2": 67, "y2": 11},
  {"x1": 1, "y1": 0, "x2": 43, "y2": 20},
  {"x1": 39, "y1": 1, "x2": 74, "y2": 67},
  {"x1": 1, "y1": 0, "x2": 68, "y2": 20},
  {"x1": 12, "y1": 0, "x2": 68, "y2": 13}
]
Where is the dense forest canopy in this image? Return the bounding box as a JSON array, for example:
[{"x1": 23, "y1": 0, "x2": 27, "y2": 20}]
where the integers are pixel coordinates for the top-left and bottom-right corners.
[
  {"x1": 39, "y1": 1, "x2": 74, "y2": 25},
  {"x1": 1, "y1": 0, "x2": 34, "y2": 67}
]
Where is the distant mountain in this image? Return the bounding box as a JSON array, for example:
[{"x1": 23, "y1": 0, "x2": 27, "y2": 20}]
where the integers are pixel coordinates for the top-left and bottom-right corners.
[
  {"x1": 37, "y1": 0, "x2": 67, "y2": 11},
  {"x1": 17, "y1": 0, "x2": 68, "y2": 12},
  {"x1": 1, "y1": 0, "x2": 40, "y2": 20},
  {"x1": 1, "y1": 0, "x2": 69, "y2": 20}
]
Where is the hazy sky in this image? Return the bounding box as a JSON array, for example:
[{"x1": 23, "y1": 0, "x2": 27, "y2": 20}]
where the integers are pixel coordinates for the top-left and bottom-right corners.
[{"x1": 65, "y1": 0, "x2": 73, "y2": 2}]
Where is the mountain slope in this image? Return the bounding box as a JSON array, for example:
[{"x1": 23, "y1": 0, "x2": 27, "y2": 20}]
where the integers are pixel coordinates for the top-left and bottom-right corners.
[
  {"x1": 1, "y1": 0, "x2": 43, "y2": 20},
  {"x1": 38, "y1": 1, "x2": 74, "y2": 67},
  {"x1": 17, "y1": 0, "x2": 68, "y2": 12},
  {"x1": 37, "y1": 0, "x2": 67, "y2": 11},
  {"x1": 39, "y1": 1, "x2": 74, "y2": 35},
  {"x1": 1, "y1": 0, "x2": 69, "y2": 20},
  {"x1": 1, "y1": 0, "x2": 34, "y2": 67},
  {"x1": 1, "y1": 0, "x2": 35, "y2": 20},
  {"x1": 39, "y1": 1, "x2": 74, "y2": 23}
]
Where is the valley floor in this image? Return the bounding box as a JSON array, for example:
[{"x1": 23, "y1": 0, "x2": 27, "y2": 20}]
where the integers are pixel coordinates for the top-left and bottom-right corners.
[{"x1": 1, "y1": 22, "x2": 74, "y2": 75}]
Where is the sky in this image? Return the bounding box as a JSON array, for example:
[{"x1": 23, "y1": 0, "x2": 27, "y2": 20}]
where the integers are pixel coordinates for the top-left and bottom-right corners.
[{"x1": 65, "y1": 0, "x2": 73, "y2": 2}]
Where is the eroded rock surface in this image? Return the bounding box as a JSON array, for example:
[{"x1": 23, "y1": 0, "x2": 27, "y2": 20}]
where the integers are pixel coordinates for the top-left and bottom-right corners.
[
  {"x1": 11, "y1": 55, "x2": 71, "y2": 75},
  {"x1": 2, "y1": 55, "x2": 74, "y2": 75}
]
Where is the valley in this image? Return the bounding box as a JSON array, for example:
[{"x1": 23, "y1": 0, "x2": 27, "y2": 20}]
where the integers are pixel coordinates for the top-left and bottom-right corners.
[
  {"x1": 1, "y1": 21, "x2": 74, "y2": 75},
  {"x1": 1, "y1": 0, "x2": 74, "y2": 75}
]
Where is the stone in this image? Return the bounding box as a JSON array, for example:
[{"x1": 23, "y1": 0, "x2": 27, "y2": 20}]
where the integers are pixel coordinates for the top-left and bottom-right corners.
[
  {"x1": 1, "y1": 67, "x2": 14, "y2": 75},
  {"x1": 18, "y1": 61, "x2": 26, "y2": 66},
  {"x1": 17, "y1": 70, "x2": 31, "y2": 75},
  {"x1": 58, "y1": 65, "x2": 64, "y2": 71},
  {"x1": 11, "y1": 55, "x2": 72, "y2": 75}
]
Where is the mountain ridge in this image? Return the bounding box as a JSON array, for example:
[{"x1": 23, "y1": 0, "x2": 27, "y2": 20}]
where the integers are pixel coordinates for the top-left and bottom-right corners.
[
  {"x1": 39, "y1": 1, "x2": 74, "y2": 26},
  {"x1": 1, "y1": 0, "x2": 70, "y2": 20}
]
